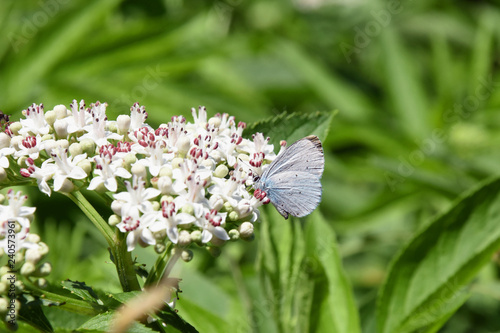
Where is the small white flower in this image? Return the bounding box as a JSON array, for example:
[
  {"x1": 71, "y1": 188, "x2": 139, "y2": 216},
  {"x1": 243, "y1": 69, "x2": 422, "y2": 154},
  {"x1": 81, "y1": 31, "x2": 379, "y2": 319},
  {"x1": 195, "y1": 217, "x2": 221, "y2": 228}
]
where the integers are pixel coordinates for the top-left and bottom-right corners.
[
  {"x1": 19, "y1": 103, "x2": 50, "y2": 136},
  {"x1": 113, "y1": 176, "x2": 161, "y2": 218},
  {"x1": 20, "y1": 158, "x2": 57, "y2": 196},
  {"x1": 149, "y1": 200, "x2": 196, "y2": 244},
  {"x1": 79, "y1": 102, "x2": 122, "y2": 146},
  {"x1": 88, "y1": 152, "x2": 131, "y2": 192},
  {"x1": 49, "y1": 147, "x2": 88, "y2": 192}
]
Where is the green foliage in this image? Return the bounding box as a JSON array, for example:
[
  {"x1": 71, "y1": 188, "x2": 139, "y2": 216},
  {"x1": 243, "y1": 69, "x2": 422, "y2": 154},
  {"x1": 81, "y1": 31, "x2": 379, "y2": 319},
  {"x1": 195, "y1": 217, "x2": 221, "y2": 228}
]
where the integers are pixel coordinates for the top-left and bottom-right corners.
[{"x1": 2, "y1": 0, "x2": 500, "y2": 332}]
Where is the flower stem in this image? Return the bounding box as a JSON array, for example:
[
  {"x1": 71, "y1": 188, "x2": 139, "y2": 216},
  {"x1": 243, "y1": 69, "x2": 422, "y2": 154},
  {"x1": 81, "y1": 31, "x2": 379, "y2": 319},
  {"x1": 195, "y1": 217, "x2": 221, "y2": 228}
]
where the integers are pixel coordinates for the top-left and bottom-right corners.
[{"x1": 64, "y1": 191, "x2": 140, "y2": 292}]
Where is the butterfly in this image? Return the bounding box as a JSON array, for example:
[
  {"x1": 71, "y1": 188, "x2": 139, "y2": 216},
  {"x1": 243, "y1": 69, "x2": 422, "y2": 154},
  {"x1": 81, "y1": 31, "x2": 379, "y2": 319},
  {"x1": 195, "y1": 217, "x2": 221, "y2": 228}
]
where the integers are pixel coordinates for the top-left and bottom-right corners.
[{"x1": 253, "y1": 135, "x2": 324, "y2": 219}]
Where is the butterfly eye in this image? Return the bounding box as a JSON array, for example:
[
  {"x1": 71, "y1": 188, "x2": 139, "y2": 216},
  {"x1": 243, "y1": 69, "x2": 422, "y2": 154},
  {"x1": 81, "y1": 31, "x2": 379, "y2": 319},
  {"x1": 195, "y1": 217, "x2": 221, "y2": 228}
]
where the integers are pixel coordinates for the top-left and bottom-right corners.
[{"x1": 253, "y1": 175, "x2": 260, "y2": 183}]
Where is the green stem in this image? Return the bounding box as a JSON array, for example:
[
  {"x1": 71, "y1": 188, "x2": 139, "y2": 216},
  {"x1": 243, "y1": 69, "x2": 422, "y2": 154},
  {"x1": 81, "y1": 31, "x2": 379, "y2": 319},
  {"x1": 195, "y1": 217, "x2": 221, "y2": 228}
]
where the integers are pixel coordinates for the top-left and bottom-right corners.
[
  {"x1": 145, "y1": 244, "x2": 172, "y2": 286},
  {"x1": 23, "y1": 278, "x2": 107, "y2": 316},
  {"x1": 64, "y1": 191, "x2": 141, "y2": 292}
]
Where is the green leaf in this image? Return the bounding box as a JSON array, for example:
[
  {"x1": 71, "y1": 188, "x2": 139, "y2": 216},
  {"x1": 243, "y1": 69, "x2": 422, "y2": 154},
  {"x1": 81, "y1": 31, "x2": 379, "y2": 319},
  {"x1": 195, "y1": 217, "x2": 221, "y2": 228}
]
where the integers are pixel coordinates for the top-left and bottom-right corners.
[
  {"x1": 377, "y1": 176, "x2": 500, "y2": 333},
  {"x1": 256, "y1": 207, "x2": 360, "y2": 333},
  {"x1": 78, "y1": 312, "x2": 154, "y2": 333},
  {"x1": 245, "y1": 110, "x2": 336, "y2": 148},
  {"x1": 305, "y1": 210, "x2": 361, "y2": 333},
  {"x1": 61, "y1": 280, "x2": 104, "y2": 306},
  {"x1": 18, "y1": 295, "x2": 54, "y2": 333}
]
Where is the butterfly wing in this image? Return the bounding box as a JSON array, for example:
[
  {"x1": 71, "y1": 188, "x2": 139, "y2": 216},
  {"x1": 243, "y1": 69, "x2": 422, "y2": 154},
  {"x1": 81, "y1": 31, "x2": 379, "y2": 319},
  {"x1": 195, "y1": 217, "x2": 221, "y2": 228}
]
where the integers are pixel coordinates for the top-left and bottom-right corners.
[
  {"x1": 265, "y1": 170, "x2": 322, "y2": 219},
  {"x1": 263, "y1": 135, "x2": 324, "y2": 179}
]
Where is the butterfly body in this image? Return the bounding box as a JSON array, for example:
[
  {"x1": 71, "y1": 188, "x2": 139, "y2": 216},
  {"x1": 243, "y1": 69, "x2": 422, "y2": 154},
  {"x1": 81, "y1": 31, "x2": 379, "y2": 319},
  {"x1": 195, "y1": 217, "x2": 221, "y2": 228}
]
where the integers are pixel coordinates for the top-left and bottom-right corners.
[{"x1": 254, "y1": 135, "x2": 324, "y2": 219}]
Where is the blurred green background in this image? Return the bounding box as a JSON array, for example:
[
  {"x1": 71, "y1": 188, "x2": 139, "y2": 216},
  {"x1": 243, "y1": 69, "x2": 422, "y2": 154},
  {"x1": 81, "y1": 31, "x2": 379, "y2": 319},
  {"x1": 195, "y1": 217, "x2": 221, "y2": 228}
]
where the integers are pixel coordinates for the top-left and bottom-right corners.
[{"x1": 2, "y1": 0, "x2": 500, "y2": 332}]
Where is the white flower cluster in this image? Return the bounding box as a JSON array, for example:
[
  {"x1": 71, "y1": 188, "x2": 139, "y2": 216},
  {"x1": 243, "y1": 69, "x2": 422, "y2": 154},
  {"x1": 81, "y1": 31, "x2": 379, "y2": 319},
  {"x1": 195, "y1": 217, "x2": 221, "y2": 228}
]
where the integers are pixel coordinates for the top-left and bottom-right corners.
[
  {"x1": 0, "y1": 190, "x2": 51, "y2": 323},
  {"x1": 1, "y1": 101, "x2": 280, "y2": 253}
]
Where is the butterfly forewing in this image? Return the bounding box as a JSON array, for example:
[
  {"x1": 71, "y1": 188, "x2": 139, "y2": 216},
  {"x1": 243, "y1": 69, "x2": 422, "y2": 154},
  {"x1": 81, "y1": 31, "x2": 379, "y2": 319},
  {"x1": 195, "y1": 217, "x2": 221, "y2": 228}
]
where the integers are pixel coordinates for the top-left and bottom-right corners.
[{"x1": 262, "y1": 135, "x2": 324, "y2": 180}]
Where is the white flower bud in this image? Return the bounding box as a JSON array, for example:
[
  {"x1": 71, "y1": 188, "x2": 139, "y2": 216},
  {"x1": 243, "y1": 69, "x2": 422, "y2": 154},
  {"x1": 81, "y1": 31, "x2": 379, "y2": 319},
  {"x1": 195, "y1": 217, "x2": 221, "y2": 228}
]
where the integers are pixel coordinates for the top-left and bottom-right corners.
[
  {"x1": 208, "y1": 116, "x2": 221, "y2": 127},
  {"x1": 124, "y1": 153, "x2": 137, "y2": 169},
  {"x1": 44, "y1": 110, "x2": 57, "y2": 126},
  {"x1": 80, "y1": 139, "x2": 96, "y2": 156},
  {"x1": 20, "y1": 262, "x2": 36, "y2": 276},
  {"x1": 54, "y1": 118, "x2": 68, "y2": 139},
  {"x1": 37, "y1": 242, "x2": 49, "y2": 256},
  {"x1": 41, "y1": 134, "x2": 53, "y2": 141},
  {"x1": 160, "y1": 195, "x2": 174, "y2": 203},
  {"x1": 209, "y1": 195, "x2": 224, "y2": 211},
  {"x1": 228, "y1": 211, "x2": 239, "y2": 221},
  {"x1": 108, "y1": 214, "x2": 121, "y2": 226},
  {"x1": 25, "y1": 248, "x2": 42, "y2": 263},
  {"x1": 239, "y1": 222, "x2": 254, "y2": 240},
  {"x1": 57, "y1": 178, "x2": 74, "y2": 193},
  {"x1": 111, "y1": 201, "x2": 122, "y2": 216},
  {"x1": 155, "y1": 243, "x2": 166, "y2": 254},
  {"x1": 171, "y1": 157, "x2": 183, "y2": 169},
  {"x1": 181, "y1": 249, "x2": 193, "y2": 262},
  {"x1": 159, "y1": 166, "x2": 172, "y2": 178},
  {"x1": 0, "y1": 296, "x2": 7, "y2": 311},
  {"x1": 176, "y1": 136, "x2": 191, "y2": 154},
  {"x1": 152, "y1": 201, "x2": 160, "y2": 211},
  {"x1": 178, "y1": 230, "x2": 191, "y2": 247},
  {"x1": 117, "y1": 115, "x2": 131, "y2": 135},
  {"x1": 26, "y1": 234, "x2": 41, "y2": 243},
  {"x1": 107, "y1": 122, "x2": 118, "y2": 133},
  {"x1": 56, "y1": 139, "x2": 69, "y2": 149},
  {"x1": 10, "y1": 136, "x2": 22, "y2": 150},
  {"x1": 131, "y1": 162, "x2": 147, "y2": 179},
  {"x1": 0, "y1": 266, "x2": 9, "y2": 276},
  {"x1": 214, "y1": 164, "x2": 228, "y2": 178},
  {"x1": 69, "y1": 143, "x2": 83, "y2": 156},
  {"x1": 191, "y1": 230, "x2": 202, "y2": 244},
  {"x1": 0, "y1": 133, "x2": 11, "y2": 148},
  {"x1": 9, "y1": 122, "x2": 22, "y2": 135},
  {"x1": 210, "y1": 150, "x2": 222, "y2": 163},
  {"x1": 37, "y1": 262, "x2": 52, "y2": 276},
  {"x1": 157, "y1": 176, "x2": 172, "y2": 194},
  {"x1": 201, "y1": 159, "x2": 214, "y2": 169},
  {"x1": 77, "y1": 159, "x2": 92, "y2": 176},
  {"x1": 53, "y1": 104, "x2": 68, "y2": 119},
  {"x1": 36, "y1": 278, "x2": 48, "y2": 288},
  {"x1": 228, "y1": 229, "x2": 239, "y2": 240}
]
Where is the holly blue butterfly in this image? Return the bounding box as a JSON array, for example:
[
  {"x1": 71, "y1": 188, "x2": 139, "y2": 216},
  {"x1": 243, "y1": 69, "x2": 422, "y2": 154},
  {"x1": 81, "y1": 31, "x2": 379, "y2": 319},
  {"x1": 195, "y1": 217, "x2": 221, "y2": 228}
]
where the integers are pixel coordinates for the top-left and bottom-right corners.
[{"x1": 254, "y1": 135, "x2": 324, "y2": 219}]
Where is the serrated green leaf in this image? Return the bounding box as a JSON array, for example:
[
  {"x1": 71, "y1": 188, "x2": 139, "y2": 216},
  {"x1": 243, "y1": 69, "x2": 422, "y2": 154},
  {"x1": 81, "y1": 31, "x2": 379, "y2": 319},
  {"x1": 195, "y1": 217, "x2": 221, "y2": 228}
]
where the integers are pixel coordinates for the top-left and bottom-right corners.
[
  {"x1": 61, "y1": 279, "x2": 104, "y2": 305},
  {"x1": 305, "y1": 210, "x2": 361, "y2": 333},
  {"x1": 377, "y1": 176, "x2": 500, "y2": 333},
  {"x1": 245, "y1": 110, "x2": 335, "y2": 148}
]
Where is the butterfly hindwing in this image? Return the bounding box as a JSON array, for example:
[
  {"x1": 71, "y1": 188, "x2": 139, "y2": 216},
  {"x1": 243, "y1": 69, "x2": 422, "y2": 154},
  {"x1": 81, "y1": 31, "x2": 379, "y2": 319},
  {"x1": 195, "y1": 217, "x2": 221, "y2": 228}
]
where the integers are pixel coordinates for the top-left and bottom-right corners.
[{"x1": 265, "y1": 170, "x2": 322, "y2": 219}]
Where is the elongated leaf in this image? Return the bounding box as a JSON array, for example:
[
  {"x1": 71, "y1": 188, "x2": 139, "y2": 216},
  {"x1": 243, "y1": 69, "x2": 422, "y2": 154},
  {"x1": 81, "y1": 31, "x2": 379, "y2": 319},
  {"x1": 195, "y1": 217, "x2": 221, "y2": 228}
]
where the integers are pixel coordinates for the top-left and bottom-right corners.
[
  {"x1": 305, "y1": 211, "x2": 361, "y2": 333},
  {"x1": 377, "y1": 176, "x2": 500, "y2": 333},
  {"x1": 245, "y1": 110, "x2": 335, "y2": 148}
]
